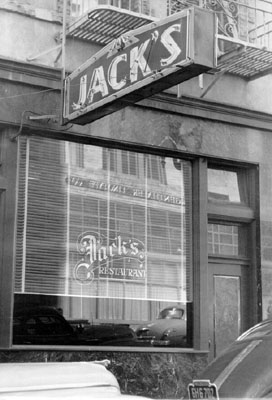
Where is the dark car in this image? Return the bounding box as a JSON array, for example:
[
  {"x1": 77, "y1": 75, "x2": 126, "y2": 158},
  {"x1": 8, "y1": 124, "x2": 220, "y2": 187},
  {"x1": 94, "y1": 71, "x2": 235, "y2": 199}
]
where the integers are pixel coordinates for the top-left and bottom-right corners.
[
  {"x1": 135, "y1": 306, "x2": 187, "y2": 347},
  {"x1": 68, "y1": 318, "x2": 141, "y2": 346},
  {"x1": 13, "y1": 306, "x2": 78, "y2": 345},
  {"x1": 13, "y1": 306, "x2": 144, "y2": 346},
  {"x1": 0, "y1": 360, "x2": 151, "y2": 399},
  {"x1": 82, "y1": 323, "x2": 140, "y2": 346},
  {"x1": 187, "y1": 319, "x2": 272, "y2": 400}
]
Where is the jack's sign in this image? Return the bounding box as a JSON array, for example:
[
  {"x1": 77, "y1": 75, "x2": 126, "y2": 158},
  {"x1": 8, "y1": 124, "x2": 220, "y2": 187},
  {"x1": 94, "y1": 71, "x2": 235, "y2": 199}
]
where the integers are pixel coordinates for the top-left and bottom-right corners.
[{"x1": 63, "y1": 7, "x2": 216, "y2": 125}]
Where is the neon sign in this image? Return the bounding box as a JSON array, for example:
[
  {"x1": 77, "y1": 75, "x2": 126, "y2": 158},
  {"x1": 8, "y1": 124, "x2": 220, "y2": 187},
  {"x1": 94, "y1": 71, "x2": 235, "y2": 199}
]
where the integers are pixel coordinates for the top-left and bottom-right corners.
[{"x1": 63, "y1": 7, "x2": 216, "y2": 125}]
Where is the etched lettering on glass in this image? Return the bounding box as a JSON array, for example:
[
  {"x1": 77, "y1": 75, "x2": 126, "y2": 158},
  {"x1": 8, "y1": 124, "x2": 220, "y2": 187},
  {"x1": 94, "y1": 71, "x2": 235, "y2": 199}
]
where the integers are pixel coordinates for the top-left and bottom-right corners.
[{"x1": 74, "y1": 231, "x2": 146, "y2": 284}]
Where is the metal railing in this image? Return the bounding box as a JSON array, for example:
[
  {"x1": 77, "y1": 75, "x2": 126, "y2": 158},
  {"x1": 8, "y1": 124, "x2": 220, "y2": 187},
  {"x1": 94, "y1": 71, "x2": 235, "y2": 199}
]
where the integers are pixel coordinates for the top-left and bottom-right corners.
[
  {"x1": 70, "y1": 0, "x2": 272, "y2": 49},
  {"x1": 70, "y1": 0, "x2": 163, "y2": 18},
  {"x1": 167, "y1": 0, "x2": 272, "y2": 49}
]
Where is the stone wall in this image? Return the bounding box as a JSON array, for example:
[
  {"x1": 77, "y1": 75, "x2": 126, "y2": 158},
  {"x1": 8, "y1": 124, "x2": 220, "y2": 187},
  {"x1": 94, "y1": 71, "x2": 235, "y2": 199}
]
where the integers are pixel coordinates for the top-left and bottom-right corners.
[{"x1": 0, "y1": 350, "x2": 208, "y2": 399}]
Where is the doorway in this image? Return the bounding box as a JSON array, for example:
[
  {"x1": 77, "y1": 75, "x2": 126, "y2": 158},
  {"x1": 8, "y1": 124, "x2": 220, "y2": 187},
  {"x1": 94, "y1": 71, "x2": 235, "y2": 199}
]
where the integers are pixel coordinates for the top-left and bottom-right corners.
[{"x1": 208, "y1": 262, "x2": 250, "y2": 360}]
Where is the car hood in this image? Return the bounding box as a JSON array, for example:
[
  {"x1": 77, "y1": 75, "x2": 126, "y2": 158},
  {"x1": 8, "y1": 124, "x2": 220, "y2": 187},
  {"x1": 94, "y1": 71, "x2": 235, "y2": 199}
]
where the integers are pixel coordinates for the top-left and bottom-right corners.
[
  {"x1": 0, "y1": 362, "x2": 118, "y2": 392},
  {"x1": 137, "y1": 318, "x2": 186, "y2": 337},
  {"x1": 0, "y1": 361, "x2": 151, "y2": 399},
  {"x1": 198, "y1": 338, "x2": 272, "y2": 398}
]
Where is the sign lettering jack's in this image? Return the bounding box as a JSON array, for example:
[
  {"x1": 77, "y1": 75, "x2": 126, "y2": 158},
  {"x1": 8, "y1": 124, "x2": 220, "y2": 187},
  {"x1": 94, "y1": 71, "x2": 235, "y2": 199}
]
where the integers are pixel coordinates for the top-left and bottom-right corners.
[
  {"x1": 74, "y1": 231, "x2": 146, "y2": 284},
  {"x1": 63, "y1": 7, "x2": 217, "y2": 125}
]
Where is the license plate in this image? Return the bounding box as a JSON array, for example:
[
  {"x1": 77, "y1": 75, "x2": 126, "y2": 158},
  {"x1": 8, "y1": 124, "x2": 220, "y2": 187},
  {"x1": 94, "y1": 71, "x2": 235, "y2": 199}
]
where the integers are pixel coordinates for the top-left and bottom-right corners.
[{"x1": 188, "y1": 380, "x2": 219, "y2": 400}]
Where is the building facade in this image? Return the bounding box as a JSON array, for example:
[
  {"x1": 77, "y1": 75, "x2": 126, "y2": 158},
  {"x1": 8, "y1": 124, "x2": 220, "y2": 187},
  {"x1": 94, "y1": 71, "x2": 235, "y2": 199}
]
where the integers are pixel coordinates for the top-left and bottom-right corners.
[{"x1": 0, "y1": 0, "x2": 272, "y2": 398}]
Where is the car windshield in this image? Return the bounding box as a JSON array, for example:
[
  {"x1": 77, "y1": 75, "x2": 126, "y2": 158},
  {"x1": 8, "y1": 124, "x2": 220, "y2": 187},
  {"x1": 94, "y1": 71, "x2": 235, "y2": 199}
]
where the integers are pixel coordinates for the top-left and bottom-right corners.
[
  {"x1": 158, "y1": 308, "x2": 184, "y2": 319},
  {"x1": 237, "y1": 319, "x2": 272, "y2": 341}
]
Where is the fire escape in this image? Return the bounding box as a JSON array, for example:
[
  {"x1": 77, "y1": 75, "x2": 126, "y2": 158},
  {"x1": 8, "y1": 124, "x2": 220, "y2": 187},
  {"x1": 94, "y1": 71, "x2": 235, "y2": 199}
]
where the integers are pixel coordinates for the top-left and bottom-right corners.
[{"x1": 66, "y1": 0, "x2": 272, "y2": 81}]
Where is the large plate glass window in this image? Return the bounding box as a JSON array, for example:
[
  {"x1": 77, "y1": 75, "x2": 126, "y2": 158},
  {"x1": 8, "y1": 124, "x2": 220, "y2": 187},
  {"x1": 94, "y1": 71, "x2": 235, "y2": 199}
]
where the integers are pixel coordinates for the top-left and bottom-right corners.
[{"x1": 13, "y1": 136, "x2": 193, "y2": 348}]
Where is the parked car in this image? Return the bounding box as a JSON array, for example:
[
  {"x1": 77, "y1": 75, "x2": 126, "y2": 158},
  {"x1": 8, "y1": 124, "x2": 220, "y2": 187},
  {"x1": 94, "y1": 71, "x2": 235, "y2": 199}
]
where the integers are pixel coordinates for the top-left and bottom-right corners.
[
  {"x1": 0, "y1": 360, "x2": 151, "y2": 399},
  {"x1": 187, "y1": 319, "x2": 272, "y2": 400},
  {"x1": 13, "y1": 306, "x2": 78, "y2": 345},
  {"x1": 13, "y1": 306, "x2": 145, "y2": 346},
  {"x1": 83, "y1": 323, "x2": 143, "y2": 346},
  {"x1": 135, "y1": 306, "x2": 187, "y2": 347},
  {"x1": 69, "y1": 318, "x2": 143, "y2": 346}
]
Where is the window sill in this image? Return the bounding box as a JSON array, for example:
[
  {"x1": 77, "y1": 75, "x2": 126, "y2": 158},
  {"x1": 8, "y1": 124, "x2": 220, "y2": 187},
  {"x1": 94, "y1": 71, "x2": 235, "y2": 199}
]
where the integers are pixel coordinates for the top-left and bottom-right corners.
[{"x1": 5, "y1": 345, "x2": 209, "y2": 354}]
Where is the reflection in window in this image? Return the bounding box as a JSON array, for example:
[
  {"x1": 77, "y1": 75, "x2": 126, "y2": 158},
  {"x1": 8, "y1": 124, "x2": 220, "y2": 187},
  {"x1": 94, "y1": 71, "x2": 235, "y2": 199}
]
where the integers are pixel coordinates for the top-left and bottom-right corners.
[
  {"x1": 121, "y1": 150, "x2": 137, "y2": 175},
  {"x1": 14, "y1": 137, "x2": 192, "y2": 347},
  {"x1": 102, "y1": 149, "x2": 167, "y2": 183},
  {"x1": 208, "y1": 168, "x2": 248, "y2": 204},
  {"x1": 144, "y1": 155, "x2": 167, "y2": 184}
]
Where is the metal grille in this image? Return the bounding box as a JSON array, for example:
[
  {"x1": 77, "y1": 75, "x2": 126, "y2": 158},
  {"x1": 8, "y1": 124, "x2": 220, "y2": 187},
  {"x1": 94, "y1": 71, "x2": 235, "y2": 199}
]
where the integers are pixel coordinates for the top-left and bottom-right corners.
[
  {"x1": 162, "y1": 0, "x2": 272, "y2": 78},
  {"x1": 167, "y1": 0, "x2": 272, "y2": 50},
  {"x1": 217, "y1": 45, "x2": 272, "y2": 79},
  {"x1": 66, "y1": 6, "x2": 153, "y2": 44},
  {"x1": 68, "y1": 0, "x2": 272, "y2": 49},
  {"x1": 66, "y1": 0, "x2": 272, "y2": 79}
]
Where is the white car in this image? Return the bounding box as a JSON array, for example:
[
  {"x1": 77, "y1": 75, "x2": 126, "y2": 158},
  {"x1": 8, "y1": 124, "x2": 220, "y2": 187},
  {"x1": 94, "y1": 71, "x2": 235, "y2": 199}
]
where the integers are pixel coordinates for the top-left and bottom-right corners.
[
  {"x1": 0, "y1": 360, "x2": 151, "y2": 399},
  {"x1": 136, "y1": 306, "x2": 187, "y2": 347}
]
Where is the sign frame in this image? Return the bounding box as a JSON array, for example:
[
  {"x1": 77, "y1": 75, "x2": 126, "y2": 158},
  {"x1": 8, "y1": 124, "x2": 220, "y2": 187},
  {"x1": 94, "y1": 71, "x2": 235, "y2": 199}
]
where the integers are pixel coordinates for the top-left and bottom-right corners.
[{"x1": 63, "y1": 6, "x2": 217, "y2": 125}]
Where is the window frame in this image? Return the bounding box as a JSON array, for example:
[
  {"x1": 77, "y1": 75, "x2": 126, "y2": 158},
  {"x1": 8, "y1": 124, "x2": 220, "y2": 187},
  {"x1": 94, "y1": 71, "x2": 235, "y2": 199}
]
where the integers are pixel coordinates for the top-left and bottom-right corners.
[
  {"x1": 12, "y1": 136, "x2": 194, "y2": 348},
  {"x1": 0, "y1": 130, "x2": 261, "y2": 352}
]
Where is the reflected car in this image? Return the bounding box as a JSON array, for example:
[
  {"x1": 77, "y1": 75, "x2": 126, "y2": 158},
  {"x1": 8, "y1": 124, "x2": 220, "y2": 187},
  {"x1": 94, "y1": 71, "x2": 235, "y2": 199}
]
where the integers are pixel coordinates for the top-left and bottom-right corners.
[
  {"x1": 69, "y1": 318, "x2": 142, "y2": 346},
  {"x1": 13, "y1": 306, "x2": 78, "y2": 345},
  {"x1": 0, "y1": 360, "x2": 151, "y2": 399},
  {"x1": 135, "y1": 306, "x2": 187, "y2": 347},
  {"x1": 13, "y1": 306, "x2": 145, "y2": 346},
  {"x1": 187, "y1": 319, "x2": 272, "y2": 400}
]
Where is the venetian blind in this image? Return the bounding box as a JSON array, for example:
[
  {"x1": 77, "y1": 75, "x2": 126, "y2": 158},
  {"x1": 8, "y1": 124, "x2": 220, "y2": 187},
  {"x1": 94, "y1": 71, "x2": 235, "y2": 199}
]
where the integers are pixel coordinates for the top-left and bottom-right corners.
[
  {"x1": 15, "y1": 136, "x2": 68, "y2": 294},
  {"x1": 15, "y1": 136, "x2": 192, "y2": 302}
]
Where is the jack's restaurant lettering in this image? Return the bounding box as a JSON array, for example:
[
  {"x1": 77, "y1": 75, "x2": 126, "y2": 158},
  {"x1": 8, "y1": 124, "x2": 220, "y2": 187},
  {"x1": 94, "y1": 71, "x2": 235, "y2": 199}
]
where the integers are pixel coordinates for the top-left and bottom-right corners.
[
  {"x1": 74, "y1": 231, "x2": 146, "y2": 284},
  {"x1": 68, "y1": 176, "x2": 183, "y2": 206}
]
